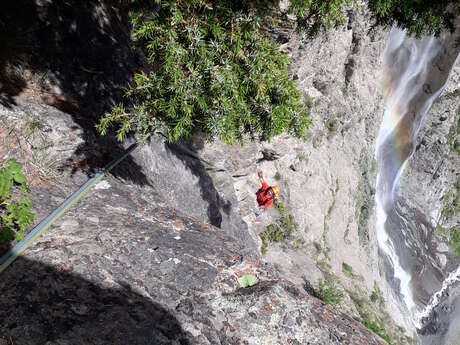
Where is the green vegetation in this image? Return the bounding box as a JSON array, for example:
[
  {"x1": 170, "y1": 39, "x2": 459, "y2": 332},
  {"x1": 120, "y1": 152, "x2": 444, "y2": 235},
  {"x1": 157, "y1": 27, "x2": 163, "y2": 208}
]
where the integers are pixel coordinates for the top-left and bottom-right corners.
[
  {"x1": 341, "y1": 261, "x2": 364, "y2": 282},
  {"x1": 280, "y1": 214, "x2": 298, "y2": 237},
  {"x1": 311, "y1": 276, "x2": 344, "y2": 307},
  {"x1": 303, "y1": 93, "x2": 315, "y2": 109},
  {"x1": 368, "y1": 0, "x2": 459, "y2": 37},
  {"x1": 437, "y1": 177, "x2": 460, "y2": 256},
  {"x1": 454, "y1": 138, "x2": 460, "y2": 155},
  {"x1": 347, "y1": 283, "x2": 401, "y2": 345},
  {"x1": 438, "y1": 107, "x2": 460, "y2": 257},
  {"x1": 435, "y1": 110, "x2": 459, "y2": 257},
  {"x1": 297, "y1": 152, "x2": 307, "y2": 161},
  {"x1": 341, "y1": 262, "x2": 354, "y2": 278},
  {"x1": 289, "y1": 0, "x2": 352, "y2": 36},
  {"x1": 309, "y1": 255, "x2": 347, "y2": 311},
  {"x1": 321, "y1": 179, "x2": 339, "y2": 259},
  {"x1": 274, "y1": 198, "x2": 287, "y2": 214},
  {"x1": 326, "y1": 118, "x2": 338, "y2": 135},
  {"x1": 355, "y1": 151, "x2": 375, "y2": 246},
  {"x1": 450, "y1": 229, "x2": 460, "y2": 257},
  {"x1": 312, "y1": 240, "x2": 323, "y2": 260},
  {"x1": 98, "y1": 0, "x2": 311, "y2": 144},
  {"x1": 444, "y1": 176, "x2": 460, "y2": 219},
  {"x1": 313, "y1": 241, "x2": 322, "y2": 252},
  {"x1": 260, "y1": 199, "x2": 298, "y2": 254},
  {"x1": 274, "y1": 171, "x2": 282, "y2": 181},
  {"x1": 2, "y1": 116, "x2": 60, "y2": 183},
  {"x1": 436, "y1": 223, "x2": 460, "y2": 257},
  {"x1": 260, "y1": 224, "x2": 284, "y2": 255},
  {"x1": 0, "y1": 159, "x2": 35, "y2": 248},
  {"x1": 362, "y1": 317, "x2": 392, "y2": 344},
  {"x1": 327, "y1": 201, "x2": 335, "y2": 218},
  {"x1": 370, "y1": 282, "x2": 384, "y2": 306},
  {"x1": 289, "y1": 0, "x2": 457, "y2": 37},
  {"x1": 321, "y1": 216, "x2": 330, "y2": 259},
  {"x1": 292, "y1": 238, "x2": 304, "y2": 249},
  {"x1": 26, "y1": 117, "x2": 43, "y2": 134},
  {"x1": 97, "y1": 0, "x2": 455, "y2": 144},
  {"x1": 447, "y1": 115, "x2": 459, "y2": 155},
  {"x1": 316, "y1": 258, "x2": 332, "y2": 276},
  {"x1": 238, "y1": 274, "x2": 258, "y2": 288}
]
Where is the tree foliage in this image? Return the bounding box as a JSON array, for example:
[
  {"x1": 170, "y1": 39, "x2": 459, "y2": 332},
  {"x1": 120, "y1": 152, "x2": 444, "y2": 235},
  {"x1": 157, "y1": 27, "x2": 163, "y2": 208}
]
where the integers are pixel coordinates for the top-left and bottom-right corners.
[
  {"x1": 98, "y1": 0, "x2": 311, "y2": 144},
  {"x1": 0, "y1": 159, "x2": 35, "y2": 248},
  {"x1": 289, "y1": 0, "x2": 458, "y2": 37},
  {"x1": 98, "y1": 0, "x2": 456, "y2": 144},
  {"x1": 368, "y1": 0, "x2": 458, "y2": 37},
  {"x1": 289, "y1": 0, "x2": 353, "y2": 36}
]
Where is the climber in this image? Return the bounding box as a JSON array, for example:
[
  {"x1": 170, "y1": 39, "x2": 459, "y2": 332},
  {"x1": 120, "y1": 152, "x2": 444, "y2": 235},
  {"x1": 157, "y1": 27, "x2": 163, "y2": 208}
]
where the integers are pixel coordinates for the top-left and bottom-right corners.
[{"x1": 255, "y1": 170, "x2": 280, "y2": 217}]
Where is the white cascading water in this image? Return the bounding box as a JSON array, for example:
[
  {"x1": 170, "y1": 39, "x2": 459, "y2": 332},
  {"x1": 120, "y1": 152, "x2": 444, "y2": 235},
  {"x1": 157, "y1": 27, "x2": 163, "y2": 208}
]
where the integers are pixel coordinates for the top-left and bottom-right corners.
[
  {"x1": 417, "y1": 265, "x2": 460, "y2": 324},
  {"x1": 375, "y1": 26, "x2": 460, "y2": 329}
]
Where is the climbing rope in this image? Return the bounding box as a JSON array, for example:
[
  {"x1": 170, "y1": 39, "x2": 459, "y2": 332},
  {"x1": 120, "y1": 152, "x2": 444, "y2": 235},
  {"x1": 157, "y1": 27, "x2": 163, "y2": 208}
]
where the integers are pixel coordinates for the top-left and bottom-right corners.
[{"x1": 0, "y1": 142, "x2": 138, "y2": 273}]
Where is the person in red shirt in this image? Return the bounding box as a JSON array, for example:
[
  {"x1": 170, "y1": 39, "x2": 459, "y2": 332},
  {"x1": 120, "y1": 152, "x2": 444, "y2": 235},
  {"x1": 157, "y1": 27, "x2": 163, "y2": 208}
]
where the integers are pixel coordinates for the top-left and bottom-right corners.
[{"x1": 255, "y1": 170, "x2": 280, "y2": 217}]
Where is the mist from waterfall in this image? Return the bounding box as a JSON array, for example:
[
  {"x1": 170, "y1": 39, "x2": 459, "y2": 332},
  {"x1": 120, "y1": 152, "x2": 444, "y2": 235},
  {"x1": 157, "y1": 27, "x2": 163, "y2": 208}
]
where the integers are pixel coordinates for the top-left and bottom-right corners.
[{"x1": 375, "y1": 26, "x2": 459, "y2": 332}]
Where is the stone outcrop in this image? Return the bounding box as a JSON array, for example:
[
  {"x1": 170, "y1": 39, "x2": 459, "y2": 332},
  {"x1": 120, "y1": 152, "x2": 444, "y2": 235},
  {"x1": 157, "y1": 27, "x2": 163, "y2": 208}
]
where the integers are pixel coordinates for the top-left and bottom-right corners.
[
  {"x1": 1, "y1": 1, "x2": 459, "y2": 344},
  {"x1": 0, "y1": 128, "x2": 386, "y2": 344},
  {"x1": 0, "y1": 2, "x2": 397, "y2": 343}
]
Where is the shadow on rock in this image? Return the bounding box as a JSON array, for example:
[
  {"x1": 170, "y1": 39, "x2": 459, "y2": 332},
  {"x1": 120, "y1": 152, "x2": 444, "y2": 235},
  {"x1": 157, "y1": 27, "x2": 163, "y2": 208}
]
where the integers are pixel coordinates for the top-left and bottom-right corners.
[
  {"x1": 0, "y1": 257, "x2": 191, "y2": 345},
  {"x1": 0, "y1": 0, "x2": 137, "y2": 112},
  {"x1": 0, "y1": 0, "x2": 150, "y2": 186},
  {"x1": 164, "y1": 140, "x2": 232, "y2": 228}
]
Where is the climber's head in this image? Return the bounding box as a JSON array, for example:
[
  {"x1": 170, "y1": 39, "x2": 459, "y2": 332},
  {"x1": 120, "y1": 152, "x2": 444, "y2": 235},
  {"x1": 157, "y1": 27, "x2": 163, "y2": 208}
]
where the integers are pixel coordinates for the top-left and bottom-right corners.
[{"x1": 272, "y1": 185, "x2": 280, "y2": 197}]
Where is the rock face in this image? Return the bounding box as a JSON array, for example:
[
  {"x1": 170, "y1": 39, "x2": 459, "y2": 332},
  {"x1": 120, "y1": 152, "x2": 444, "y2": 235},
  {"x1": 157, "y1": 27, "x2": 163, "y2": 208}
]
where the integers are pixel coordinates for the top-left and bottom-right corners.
[
  {"x1": 0, "y1": 2, "x2": 397, "y2": 344},
  {"x1": 1, "y1": 1, "x2": 458, "y2": 344},
  {"x1": 195, "y1": 9, "x2": 459, "y2": 345},
  {"x1": 194, "y1": 5, "x2": 417, "y2": 342},
  {"x1": 129, "y1": 137, "x2": 256, "y2": 256},
  {"x1": 0, "y1": 157, "x2": 386, "y2": 345},
  {"x1": 0, "y1": 67, "x2": 386, "y2": 345}
]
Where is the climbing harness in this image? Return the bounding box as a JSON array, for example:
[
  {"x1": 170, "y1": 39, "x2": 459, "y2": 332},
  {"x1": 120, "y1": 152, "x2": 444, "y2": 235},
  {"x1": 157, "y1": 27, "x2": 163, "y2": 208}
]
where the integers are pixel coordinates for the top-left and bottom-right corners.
[{"x1": 0, "y1": 142, "x2": 138, "y2": 273}]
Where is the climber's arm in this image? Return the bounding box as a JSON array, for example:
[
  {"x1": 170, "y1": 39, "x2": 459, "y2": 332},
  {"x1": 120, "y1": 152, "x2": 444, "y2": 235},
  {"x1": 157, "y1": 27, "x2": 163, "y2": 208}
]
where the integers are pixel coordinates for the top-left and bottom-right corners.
[{"x1": 258, "y1": 170, "x2": 263, "y2": 180}]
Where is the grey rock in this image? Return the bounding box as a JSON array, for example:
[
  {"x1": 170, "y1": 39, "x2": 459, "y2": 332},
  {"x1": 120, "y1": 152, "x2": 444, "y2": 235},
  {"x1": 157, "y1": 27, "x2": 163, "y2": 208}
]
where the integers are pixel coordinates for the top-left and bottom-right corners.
[
  {"x1": 259, "y1": 148, "x2": 281, "y2": 162},
  {"x1": 0, "y1": 174, "x2": 386, "y2": 345},
  {"x1": 5, "y1": 2, "x2": 459, "y2": 343},
  {"x1": 129, "y1": 136, "x2": 257, "y2": 256}
]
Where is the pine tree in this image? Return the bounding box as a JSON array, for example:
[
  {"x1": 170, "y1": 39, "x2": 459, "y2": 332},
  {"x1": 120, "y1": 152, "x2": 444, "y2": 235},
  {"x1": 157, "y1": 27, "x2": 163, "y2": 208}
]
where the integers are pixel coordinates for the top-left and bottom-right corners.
[{"x1": 98, "y1": 0, "x2": 311, "y2": 144}]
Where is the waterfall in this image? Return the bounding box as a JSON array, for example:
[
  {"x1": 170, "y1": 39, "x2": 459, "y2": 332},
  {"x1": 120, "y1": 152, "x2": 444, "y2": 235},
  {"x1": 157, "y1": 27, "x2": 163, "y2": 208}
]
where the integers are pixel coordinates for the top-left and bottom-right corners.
[
  {"x1": 375, "y1": 26, "x2": 459, "y2": 329},
  {"x1": 417, "y1": 265, "x2": 460, "y2": 324}
]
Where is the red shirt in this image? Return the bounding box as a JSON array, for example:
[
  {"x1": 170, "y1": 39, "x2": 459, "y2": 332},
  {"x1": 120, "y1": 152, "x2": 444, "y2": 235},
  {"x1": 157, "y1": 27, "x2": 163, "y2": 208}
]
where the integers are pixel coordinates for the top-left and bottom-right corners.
[{"x1": 257, "y1": 181, "x2": 274, "y2": 208}]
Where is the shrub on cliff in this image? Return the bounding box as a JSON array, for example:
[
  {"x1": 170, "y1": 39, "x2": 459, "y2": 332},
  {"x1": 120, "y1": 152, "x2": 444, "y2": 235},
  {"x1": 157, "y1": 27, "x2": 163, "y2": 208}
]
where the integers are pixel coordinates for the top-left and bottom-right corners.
[
  {"x1": 312, "y1": 276, "x2": 344, "y2": 307},
  {"x1": 289, "y1": 0, "x2": 458, "y2": 37},
  {"x1": 368, "y1": 0, "x2": 458, "y2": 37},
  {"x1": 98, "y1": 0, "x2": 311, "y2": 144},
  {"x1": 0, "y1": 159, "x2": 35, "y2": 249},
  {"x1": 289, "y1": 0, "x2": 353, "y2": 36}
]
